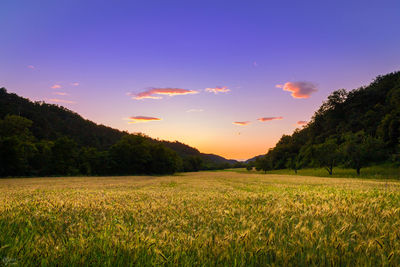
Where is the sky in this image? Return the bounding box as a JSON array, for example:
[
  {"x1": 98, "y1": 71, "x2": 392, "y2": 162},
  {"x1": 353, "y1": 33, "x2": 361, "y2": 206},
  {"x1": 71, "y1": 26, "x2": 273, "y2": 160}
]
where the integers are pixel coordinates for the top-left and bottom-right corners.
[{"x1": 1, "y1": 0, "x2": 400, "y2": 160}]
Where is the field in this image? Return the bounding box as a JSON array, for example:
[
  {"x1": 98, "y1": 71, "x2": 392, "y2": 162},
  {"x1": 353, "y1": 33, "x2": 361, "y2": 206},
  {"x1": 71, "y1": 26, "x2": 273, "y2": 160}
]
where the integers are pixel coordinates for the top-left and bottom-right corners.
[
  {"x1": 236, "y1": 164, "x2": 400, "y2": 180},
  {"x1": 1, "y1": 172, "x2": 400, "y2": 266}
]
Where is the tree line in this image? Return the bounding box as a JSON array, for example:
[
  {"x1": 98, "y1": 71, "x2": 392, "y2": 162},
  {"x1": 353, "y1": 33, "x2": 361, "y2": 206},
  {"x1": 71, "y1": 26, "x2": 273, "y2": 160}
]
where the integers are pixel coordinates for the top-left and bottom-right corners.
[
  {"x1": 251, "y1": 71, "x2": 400, "y2": 175},
  {"x1": 0, "y1": 88, "x2": 243, "y2": 177}
]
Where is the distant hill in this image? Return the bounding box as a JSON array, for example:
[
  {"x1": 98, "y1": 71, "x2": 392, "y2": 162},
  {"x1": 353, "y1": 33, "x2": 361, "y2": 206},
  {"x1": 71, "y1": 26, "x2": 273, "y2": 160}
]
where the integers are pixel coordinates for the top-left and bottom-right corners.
[
  {"x1": 244, "y1": 155, "x2": 263, "y2": 164},
  {"x1": 0, "y1": 88, "x2": 237, "y2": 176}
]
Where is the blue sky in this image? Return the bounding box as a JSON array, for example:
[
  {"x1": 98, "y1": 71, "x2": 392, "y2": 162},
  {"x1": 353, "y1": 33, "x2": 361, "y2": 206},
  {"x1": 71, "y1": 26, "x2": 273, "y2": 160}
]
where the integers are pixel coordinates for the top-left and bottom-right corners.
[{"x1": 1, "y1": 0, "x2": 400, "y2": 159}]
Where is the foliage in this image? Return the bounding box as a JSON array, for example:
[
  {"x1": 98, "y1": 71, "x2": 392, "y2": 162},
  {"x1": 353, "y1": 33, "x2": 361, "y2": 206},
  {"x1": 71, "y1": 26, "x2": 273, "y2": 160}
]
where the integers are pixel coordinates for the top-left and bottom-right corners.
[
  {"x1": 261, "y1": 71, "x2": 400, "y2": 171},
  {"x1": 0, "y1": 88, "x2": 237, "y2": 177}
]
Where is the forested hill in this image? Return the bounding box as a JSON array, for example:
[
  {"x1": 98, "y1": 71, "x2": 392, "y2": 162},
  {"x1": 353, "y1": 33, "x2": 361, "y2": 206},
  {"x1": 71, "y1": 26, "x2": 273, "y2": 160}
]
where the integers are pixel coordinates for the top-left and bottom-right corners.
[
  {"x1": 252, "y1": 71, "x2": 400, "y2": 174},
  {"x1": 0, "y1": 88, "x2": 126, "y2": 149},
  {"x1": 0, "y1": 88, "x2": 239, "y2": 177}
]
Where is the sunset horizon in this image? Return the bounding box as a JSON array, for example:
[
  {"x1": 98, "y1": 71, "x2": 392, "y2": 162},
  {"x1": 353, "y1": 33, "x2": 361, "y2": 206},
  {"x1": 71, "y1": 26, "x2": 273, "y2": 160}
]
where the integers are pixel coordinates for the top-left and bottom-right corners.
[{"x1": 1, "y1": 0, "x2": 399, "y2": 160}]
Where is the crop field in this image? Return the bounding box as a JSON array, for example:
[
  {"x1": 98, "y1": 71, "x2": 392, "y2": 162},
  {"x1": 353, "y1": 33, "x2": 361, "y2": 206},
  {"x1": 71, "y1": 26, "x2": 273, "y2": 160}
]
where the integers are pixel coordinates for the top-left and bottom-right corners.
[{"x1": 1, "y1": 172, "x2": 400, "y2": 266}]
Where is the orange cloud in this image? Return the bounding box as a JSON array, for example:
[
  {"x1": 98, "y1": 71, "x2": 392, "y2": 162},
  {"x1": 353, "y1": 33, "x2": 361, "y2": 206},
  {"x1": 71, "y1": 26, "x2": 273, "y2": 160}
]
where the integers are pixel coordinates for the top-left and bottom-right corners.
[
  {"x1": 296, "y1": 120, "x2": 308, "y2": 125},
  {"x1": 72, "y1": 82, "x2": 79, "y2": 86},
  {"x1": 51, "y1": 84, "x2": 61, "y2": 89},
  {"x1": 128, "y1": 116, "x2": 162, "y2": 123},
  {"x1": 258, "y1": 117, "x2": 283, "y2": 122},
  {"x1": 205, "y1": 86, "x2": 230, "y2": 94},
  {"x1": 52, "y1": 92, "x2": 68, "y2": 96},
  {"x1": 129, "y1": 88, "x2": 198, "y2": 100},
  {"x1": 233, "y1": 121, "x2": 251, "y2": 126},
  {"x1": 276, "y1": 82, "x2": 317, "y2": 98},
  {"x1": 48, "y1": 98, "x2": 76, "y2": 104}
]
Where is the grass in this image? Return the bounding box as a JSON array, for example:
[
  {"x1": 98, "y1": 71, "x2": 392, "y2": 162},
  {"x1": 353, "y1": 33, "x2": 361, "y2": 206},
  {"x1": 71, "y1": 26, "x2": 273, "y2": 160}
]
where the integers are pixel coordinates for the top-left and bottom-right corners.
[
  {"x1": 235, "y1": 164, "x2": 400, "y2": 180},
  {"x1": 1, "y1": 172, "x2": 400, "y2": 266}
]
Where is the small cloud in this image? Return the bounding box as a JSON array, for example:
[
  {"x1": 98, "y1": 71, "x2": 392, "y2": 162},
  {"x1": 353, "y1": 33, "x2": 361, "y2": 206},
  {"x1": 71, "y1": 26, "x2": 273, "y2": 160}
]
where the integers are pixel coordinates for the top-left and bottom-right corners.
[
  {"x1": 258, "y1": 117, "x2": 283, "y2": 122},
  {"x1": 72, "y1": 82, "x2": 79, "y2": 86},
  {"x1": 27, "y1": 65, "x2": 35, "y2": 69},
  {"x1": 128, "y1": 116, "x2": 162, "y2": 123},
  {"x1": 253, "y1": 61, "x2": 258, "y2": 67},
  {"x1": 296, "y1": 120, "x2": 308, "y2": 126},
  {"x1": 128, "y1": 88, "x2": 199, "y2": 100},
  {"x1": 233, "y1": 121, "x2": 251, "y2": 126},
  {"x1": 51, "y1": 84, "x2": 62, "y2": 89},
  {"x1": 48, "y1": 98, "x2": 76, "y2": 104},
  {"x1": 277, "y1": 81, "x2": 317, "y2": 99},
  {"x1": 205, "y1": 86, "x2": 230, "y2": 94},
  {"x1": 52, "y1": 92, "x2": 68, "y2": 96},
  {"x1": 186, "y1": 109, "x2": 204, "y2": 113}
]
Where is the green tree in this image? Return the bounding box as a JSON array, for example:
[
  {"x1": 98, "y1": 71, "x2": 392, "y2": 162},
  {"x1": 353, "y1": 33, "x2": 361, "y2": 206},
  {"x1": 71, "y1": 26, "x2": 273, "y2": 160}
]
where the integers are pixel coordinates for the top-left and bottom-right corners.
[
  {"x1": 341, "y1": 132, "x2": 386, "y2": 175},
  {"x1": 312, "y1": 138, "x2": 341, "y2": 175}
]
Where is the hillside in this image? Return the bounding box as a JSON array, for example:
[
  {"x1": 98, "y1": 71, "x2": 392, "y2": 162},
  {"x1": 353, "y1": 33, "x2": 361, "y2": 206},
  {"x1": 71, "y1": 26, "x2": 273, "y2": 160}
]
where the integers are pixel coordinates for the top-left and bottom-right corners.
[
  {"x1": 0, "y1": 88, "x2": 237, "y2": 176},
  {"x1": 251, "y1": 71, "x2": 400, "y2": 174}
]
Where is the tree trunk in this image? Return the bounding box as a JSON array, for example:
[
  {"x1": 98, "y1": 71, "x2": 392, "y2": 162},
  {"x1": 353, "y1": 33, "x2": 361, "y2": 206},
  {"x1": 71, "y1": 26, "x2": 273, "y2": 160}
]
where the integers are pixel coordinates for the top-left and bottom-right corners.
[{"x1": 356, "y1": 167, "x2": 360, "y2": 175}]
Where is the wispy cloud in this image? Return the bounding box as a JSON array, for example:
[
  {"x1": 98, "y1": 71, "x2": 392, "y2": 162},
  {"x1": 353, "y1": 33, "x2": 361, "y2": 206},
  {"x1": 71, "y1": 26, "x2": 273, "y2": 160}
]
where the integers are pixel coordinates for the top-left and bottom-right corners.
[
  {"x1": 253, "y1": 61, "x2": 258, "y2": 67},
  {"x1": 51, "y1": 84, "x2": 62, "y2": 89},
  {"x1": 276, "y1": 82, "x2": 317, "y2": 99},
  {"x1": 186, "y1": 109, "x2": 204, "y2": 113},
  {"x1": 205, "y1": 86, "x2": 230, "y2": 94},
  {"x1": 72, "y1": 82, "x2": 79, "y2": 86},
  {"x1": 128, "y1": 116, "x2": 162, "y2": 123},
  {"x1": 27, "y1": 65, "x2": 35, "y2": 69},
  {"x1": 258, "y1": 117, "x2": 283, "y2": 122},
  {"x1": 128, "y1": 88, "x2": 199, "y2": 100},
  {"x1": 52, "y1": 92, "x2": 68, "y2": 96},
  {"x1": 233, "y1": 121, "x2": 251, "y2": 126},
  {"x1": 296, "y1": 120, "x2": 308, "y2": 126},
  {"x1": 48, "y1": 98, "x2": 76, "y2": 104}
]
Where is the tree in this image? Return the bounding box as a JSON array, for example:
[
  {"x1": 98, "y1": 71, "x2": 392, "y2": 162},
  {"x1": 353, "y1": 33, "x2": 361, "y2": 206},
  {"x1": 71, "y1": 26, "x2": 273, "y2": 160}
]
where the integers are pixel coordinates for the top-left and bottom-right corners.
[
  {"x1": 341, "y1": 131, "x2": 386, "y2": 175},
  {"x1": 255, "y1": 156, "x2": 271, "y2": 173},
  {"x1": 286, "y1": 153, "x2": 301, "y2": 174},
  {"x1": 312, "y1": 138, "x2": 341, "y2": 175}
]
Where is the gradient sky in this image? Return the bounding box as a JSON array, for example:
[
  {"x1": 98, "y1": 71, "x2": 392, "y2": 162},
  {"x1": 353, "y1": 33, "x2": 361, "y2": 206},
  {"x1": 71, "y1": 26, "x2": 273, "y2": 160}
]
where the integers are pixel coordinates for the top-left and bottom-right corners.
[{"x1": 1, "y1": 0, "x2": 400, "y2": 160}]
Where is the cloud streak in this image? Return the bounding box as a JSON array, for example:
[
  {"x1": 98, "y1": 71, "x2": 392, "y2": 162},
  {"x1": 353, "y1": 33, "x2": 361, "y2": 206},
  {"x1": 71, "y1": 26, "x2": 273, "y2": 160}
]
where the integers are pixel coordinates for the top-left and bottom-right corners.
[
  {"x1": 27, "y1": 65, "x2": 35, "y2": 69},
  {"x1": 233, "y1": 121, "x2": 251, "y2": 126},
  {"x1": 72, "y1": 82, "x2": 79, "y2": 86},
  {"x1": 186, "y1": 109, "x2": 204, "y2": 113},
  {"x1": 128, "y1": 116, "x2": 162, "y2": 123},
  {"x1": 48, "y1": 98, "x2": 76, "y2": 104},
  {"x1": 52, "y1": 92, "x2": 68, "y2": 96},
  {"x1": 205, "y1": 86, "x2": 230, "y2": 94},
  {"x1": 129, "y1": 88, "x2": 198, "y2": 100},
  {"x1": 276, "y1": 81, "x2": 317, "y2": 98},
  {"x1": 258, "y1": 117, "x2": 283, "y2": 122},
  {"x1": 296, "y1": 120, "x2": 308, "y2": 126},
  {"x1": 51, "y1": 84, "x2": 62, "y2": 89}
]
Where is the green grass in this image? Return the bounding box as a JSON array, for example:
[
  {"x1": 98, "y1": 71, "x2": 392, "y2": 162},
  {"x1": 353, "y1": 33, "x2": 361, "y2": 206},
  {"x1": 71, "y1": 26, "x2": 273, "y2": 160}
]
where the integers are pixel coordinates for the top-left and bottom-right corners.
[
  {"x1": 1, "y1": 172, "x2": 400, "y2": 266},
  {"x1": 234, "y1": 164, "x2": 400, "y2": 180}
]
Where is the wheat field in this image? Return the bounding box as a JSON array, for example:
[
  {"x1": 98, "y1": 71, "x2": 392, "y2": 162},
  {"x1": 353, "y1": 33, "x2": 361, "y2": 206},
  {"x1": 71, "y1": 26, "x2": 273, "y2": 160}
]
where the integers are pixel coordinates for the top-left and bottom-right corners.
[{"x1": 1, "y1": 172, "x2": 400, "y2": 266}]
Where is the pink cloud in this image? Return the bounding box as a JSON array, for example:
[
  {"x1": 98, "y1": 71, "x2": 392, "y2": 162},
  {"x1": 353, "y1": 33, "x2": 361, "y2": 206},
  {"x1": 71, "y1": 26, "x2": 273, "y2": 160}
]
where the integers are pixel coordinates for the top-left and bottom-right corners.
[
  {"x1": 205, "y1": 86, "x2": 230, "y2": 94},
  {"x1": 48, "y1": 98, "x2": 76, "y2": 104},
  {"x1": 27, "y1": 65, "x2": 35, "y2": 69},
  {"x1": 51, "y1": 84, "x2": 62, "y2": 89},
  {"x1": 128, "y1": 116, "x2": 162, "y2": 123},
  {"x1": 296, "y1": 120, "x2": 308, "y2": 125},
  {"x1": 128, "y1": 88, "x2": 199, "y2": 100},
  {"x1": 258, "y1": 117, "x2": 283, "y2": 122},
  {"x1": 276, "y1": 82, "x2": 317, "y2": 99},
  {"x1": 72, "y1": 82, "x2": 79, "y2": 86},
  {"x1": 52, "y1": 92, "x2": 68, "y2": 96},
  {"x1": 233, "y1": 121, "x2": 251, "y2": 126}
]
